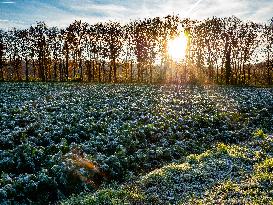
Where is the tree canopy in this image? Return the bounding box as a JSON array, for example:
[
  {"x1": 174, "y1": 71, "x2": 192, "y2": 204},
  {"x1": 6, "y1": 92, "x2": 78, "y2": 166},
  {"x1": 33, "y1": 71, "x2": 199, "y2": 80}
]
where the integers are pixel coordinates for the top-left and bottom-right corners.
[{"x1": 0, "y1": 15, "x2": 272, "y2": 85}]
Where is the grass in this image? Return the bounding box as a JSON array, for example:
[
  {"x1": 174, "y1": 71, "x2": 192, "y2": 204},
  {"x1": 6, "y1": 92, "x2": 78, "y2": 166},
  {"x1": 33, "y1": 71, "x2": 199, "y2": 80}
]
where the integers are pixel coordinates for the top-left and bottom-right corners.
[{"x1": 61, "y1": 130, "x2": 273, "y2": 204}]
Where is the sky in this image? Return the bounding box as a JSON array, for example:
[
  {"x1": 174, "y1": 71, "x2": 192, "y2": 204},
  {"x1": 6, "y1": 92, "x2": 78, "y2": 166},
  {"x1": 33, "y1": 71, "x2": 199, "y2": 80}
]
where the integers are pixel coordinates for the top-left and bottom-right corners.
[{"x1": 0, "y1": 0, "x2": 273, "y2": 29}]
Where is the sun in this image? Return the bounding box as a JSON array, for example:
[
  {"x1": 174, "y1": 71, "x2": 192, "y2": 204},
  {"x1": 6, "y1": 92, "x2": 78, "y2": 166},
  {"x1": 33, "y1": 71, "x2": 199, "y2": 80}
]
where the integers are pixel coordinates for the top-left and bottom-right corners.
[{"x1": 168, "y1": 33, "x2": 188, "y2": 62}]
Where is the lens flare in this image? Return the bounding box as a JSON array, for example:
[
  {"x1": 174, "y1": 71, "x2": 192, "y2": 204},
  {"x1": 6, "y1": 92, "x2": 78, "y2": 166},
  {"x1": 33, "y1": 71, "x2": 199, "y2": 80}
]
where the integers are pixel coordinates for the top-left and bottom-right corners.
[{"x1": 168, "y1": 33, "x2": 188, "y2": 62}]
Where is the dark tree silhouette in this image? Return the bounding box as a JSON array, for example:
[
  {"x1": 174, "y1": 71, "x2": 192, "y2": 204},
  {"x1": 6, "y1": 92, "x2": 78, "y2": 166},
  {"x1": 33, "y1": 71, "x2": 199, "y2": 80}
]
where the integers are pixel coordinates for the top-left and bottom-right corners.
[
  {"x1": 0, "y1": 30, "x2": 5, "y2": 81},
  {"x1": 1, "y1": 15, "x2": 272, "y2": 86},
  {"x1": 102, "y1": 21, "x2": 123, "y2": 82}
]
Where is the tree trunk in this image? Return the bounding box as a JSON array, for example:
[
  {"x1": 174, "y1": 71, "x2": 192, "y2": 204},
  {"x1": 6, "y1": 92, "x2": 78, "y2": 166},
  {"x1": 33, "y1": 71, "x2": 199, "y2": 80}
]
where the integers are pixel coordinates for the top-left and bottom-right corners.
[
  {"x1": 248, "y1": 65, "x2": 251, "y2": 84},
  {"x1": 113, "y1": 59, "x2": 117, "y2": 83},
  {"x1": 103, "y1": 62, "x2": 106, "y2": 83},
  {"x1": 225, "y1": 44, "x2": 232, "y2": 85},
  {"x1": 53, "y1": 61, "x2": 57, "y2": 81},
  {"x1": 47, "y1": 59, "x2": 51, "y2": 81},
  {"x1": 86, "y1": 61, "x2": 91, "y2": 82},
  {"x1": 65, "y1": 53, "x2": 69, "y2": 81},
  {"x1": 59, "y1": 60, "x2": 63, "y2": 81},
  {"x1": 137, "y1": 62, "x2": 141, "y2": 82},
  {"x1": 109, "y1": 63, "x2": 112, "y2": 82},
  {"x1": 41, "y1": 53, "x2": 46, "y2": 81},
  {"x1": 150, "y1": 64, "x2": 153, "y2": 84},
  {"x1": 130, "y1": 61, "x2": 133, "y2": 83},
  {"x1": 92, "y1": 61, "x2": 95, "y2": 82},
  {"x1": 125, "y1": 63, "x2": 128, "y2": 82},
  {"x1": 32, "y1": 59, "x2": 36, "y2": 80},
  {"x1": 242, "y1": 63, "x2": 246, "y2": 85},
  {"x1": 73, "y1": 53, "x2": 76, "y2": 79},
  {"x1": 98, "y1": 62, "x2": 101, "y2": 83},
  {"x1": 216, "y1": 64, "x2": 219, "y2": 84},
  {"x1": 267, "y1": 52, "x2": 272, "y2": 85},
  {"x1": 79, "y1": 58, "x2": 83, "y2": 81},
  {"x1": 0, "y1": 56, "x2": 3, "y2": 81},
  {"x1": 15, "y1": 57, "x2": 21, "y2": 81},
  {"x1": 25, "y1": 57, "x2": 29, "y2": 81}
]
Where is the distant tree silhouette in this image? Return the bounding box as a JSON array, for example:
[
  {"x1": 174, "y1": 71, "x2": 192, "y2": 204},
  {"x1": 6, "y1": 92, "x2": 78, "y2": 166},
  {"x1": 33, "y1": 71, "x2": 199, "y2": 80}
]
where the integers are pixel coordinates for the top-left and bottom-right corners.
[
  {"x1": 1, "y1": 15, "x2": 272, "y2": 86},
  {"x1": 48, "y1": 27, "x2": 62, "y2": 81},
  {"x1": 263, "y1": 22, "x2": 273, "y2": 85},
  {"x1": 122, "y1": 22, "x2": 135, "y2": 83},
  {"x1": 102, "y1": 21, "x2": 123, "y2": 82},
  {"x1": 0, "y1": 30, "x2": 5, "y2": 81},
  {"x1": 29, "y1": 22, "x2": 48, "y2": 81},
  {"x1": 65, "y1": 20, "x2": 88, "y2": 81}
]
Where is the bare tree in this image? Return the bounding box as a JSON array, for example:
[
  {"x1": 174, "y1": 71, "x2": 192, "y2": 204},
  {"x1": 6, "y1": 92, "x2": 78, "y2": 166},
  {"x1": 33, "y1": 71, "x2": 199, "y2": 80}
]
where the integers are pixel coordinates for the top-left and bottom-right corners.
[
  {"x1": 102, "y1": 21, "x2": 123, "y2": 82},
  {"x1": 0, "y1": 30, "x2": 5, "y2": 81}
]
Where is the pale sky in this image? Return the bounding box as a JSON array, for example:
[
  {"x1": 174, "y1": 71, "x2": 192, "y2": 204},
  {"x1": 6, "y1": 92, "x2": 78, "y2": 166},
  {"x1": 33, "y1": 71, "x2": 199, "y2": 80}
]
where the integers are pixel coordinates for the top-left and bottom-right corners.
[{"x1": 0, "y1": 0, "x2": 272, "y2": 29}]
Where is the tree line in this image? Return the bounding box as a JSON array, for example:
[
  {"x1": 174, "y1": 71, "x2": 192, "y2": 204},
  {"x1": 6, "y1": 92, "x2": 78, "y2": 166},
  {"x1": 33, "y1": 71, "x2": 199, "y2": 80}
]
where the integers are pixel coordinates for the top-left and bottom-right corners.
[{"x1": 0, "y1": 15, "x2": 272, "y2": 85}]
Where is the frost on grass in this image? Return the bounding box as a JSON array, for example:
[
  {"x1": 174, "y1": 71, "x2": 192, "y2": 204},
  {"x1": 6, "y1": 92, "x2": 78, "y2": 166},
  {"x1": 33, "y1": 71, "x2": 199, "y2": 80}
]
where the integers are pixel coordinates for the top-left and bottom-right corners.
[
  {"x1": 62, "y1": 133, "x2": 273, "y2": 205},
  {"x1": 0, "y1": 83, "x2": 273, "y2": 204}
]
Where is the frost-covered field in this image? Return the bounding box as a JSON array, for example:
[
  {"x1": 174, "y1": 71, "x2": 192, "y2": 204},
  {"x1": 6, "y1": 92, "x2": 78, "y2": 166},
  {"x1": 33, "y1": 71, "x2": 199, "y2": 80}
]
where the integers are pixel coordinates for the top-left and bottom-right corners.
[{"x1": 0, "y1": 83, "x2": 272, "y2": 204}]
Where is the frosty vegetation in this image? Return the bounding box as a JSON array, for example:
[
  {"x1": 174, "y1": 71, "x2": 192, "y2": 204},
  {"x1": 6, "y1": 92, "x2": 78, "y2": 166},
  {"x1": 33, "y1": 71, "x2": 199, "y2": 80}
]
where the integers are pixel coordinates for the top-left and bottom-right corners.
[{"x1": 0, "y1": 83, "x2": 272, "y2": 204}]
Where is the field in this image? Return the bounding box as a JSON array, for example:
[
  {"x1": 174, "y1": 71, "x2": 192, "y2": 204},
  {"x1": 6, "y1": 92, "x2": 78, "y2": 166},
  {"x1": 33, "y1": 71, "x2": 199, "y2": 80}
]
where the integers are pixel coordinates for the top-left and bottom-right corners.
[{"x1": 0, "y1": 83, "x2": 273, "y2": 204}]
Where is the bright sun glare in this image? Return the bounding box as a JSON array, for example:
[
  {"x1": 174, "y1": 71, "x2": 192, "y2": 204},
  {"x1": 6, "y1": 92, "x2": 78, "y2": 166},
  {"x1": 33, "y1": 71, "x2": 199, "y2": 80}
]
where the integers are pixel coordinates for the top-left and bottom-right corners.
[{"x1": 168, "y1": 33, "x2": 188, "y2": 62}]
